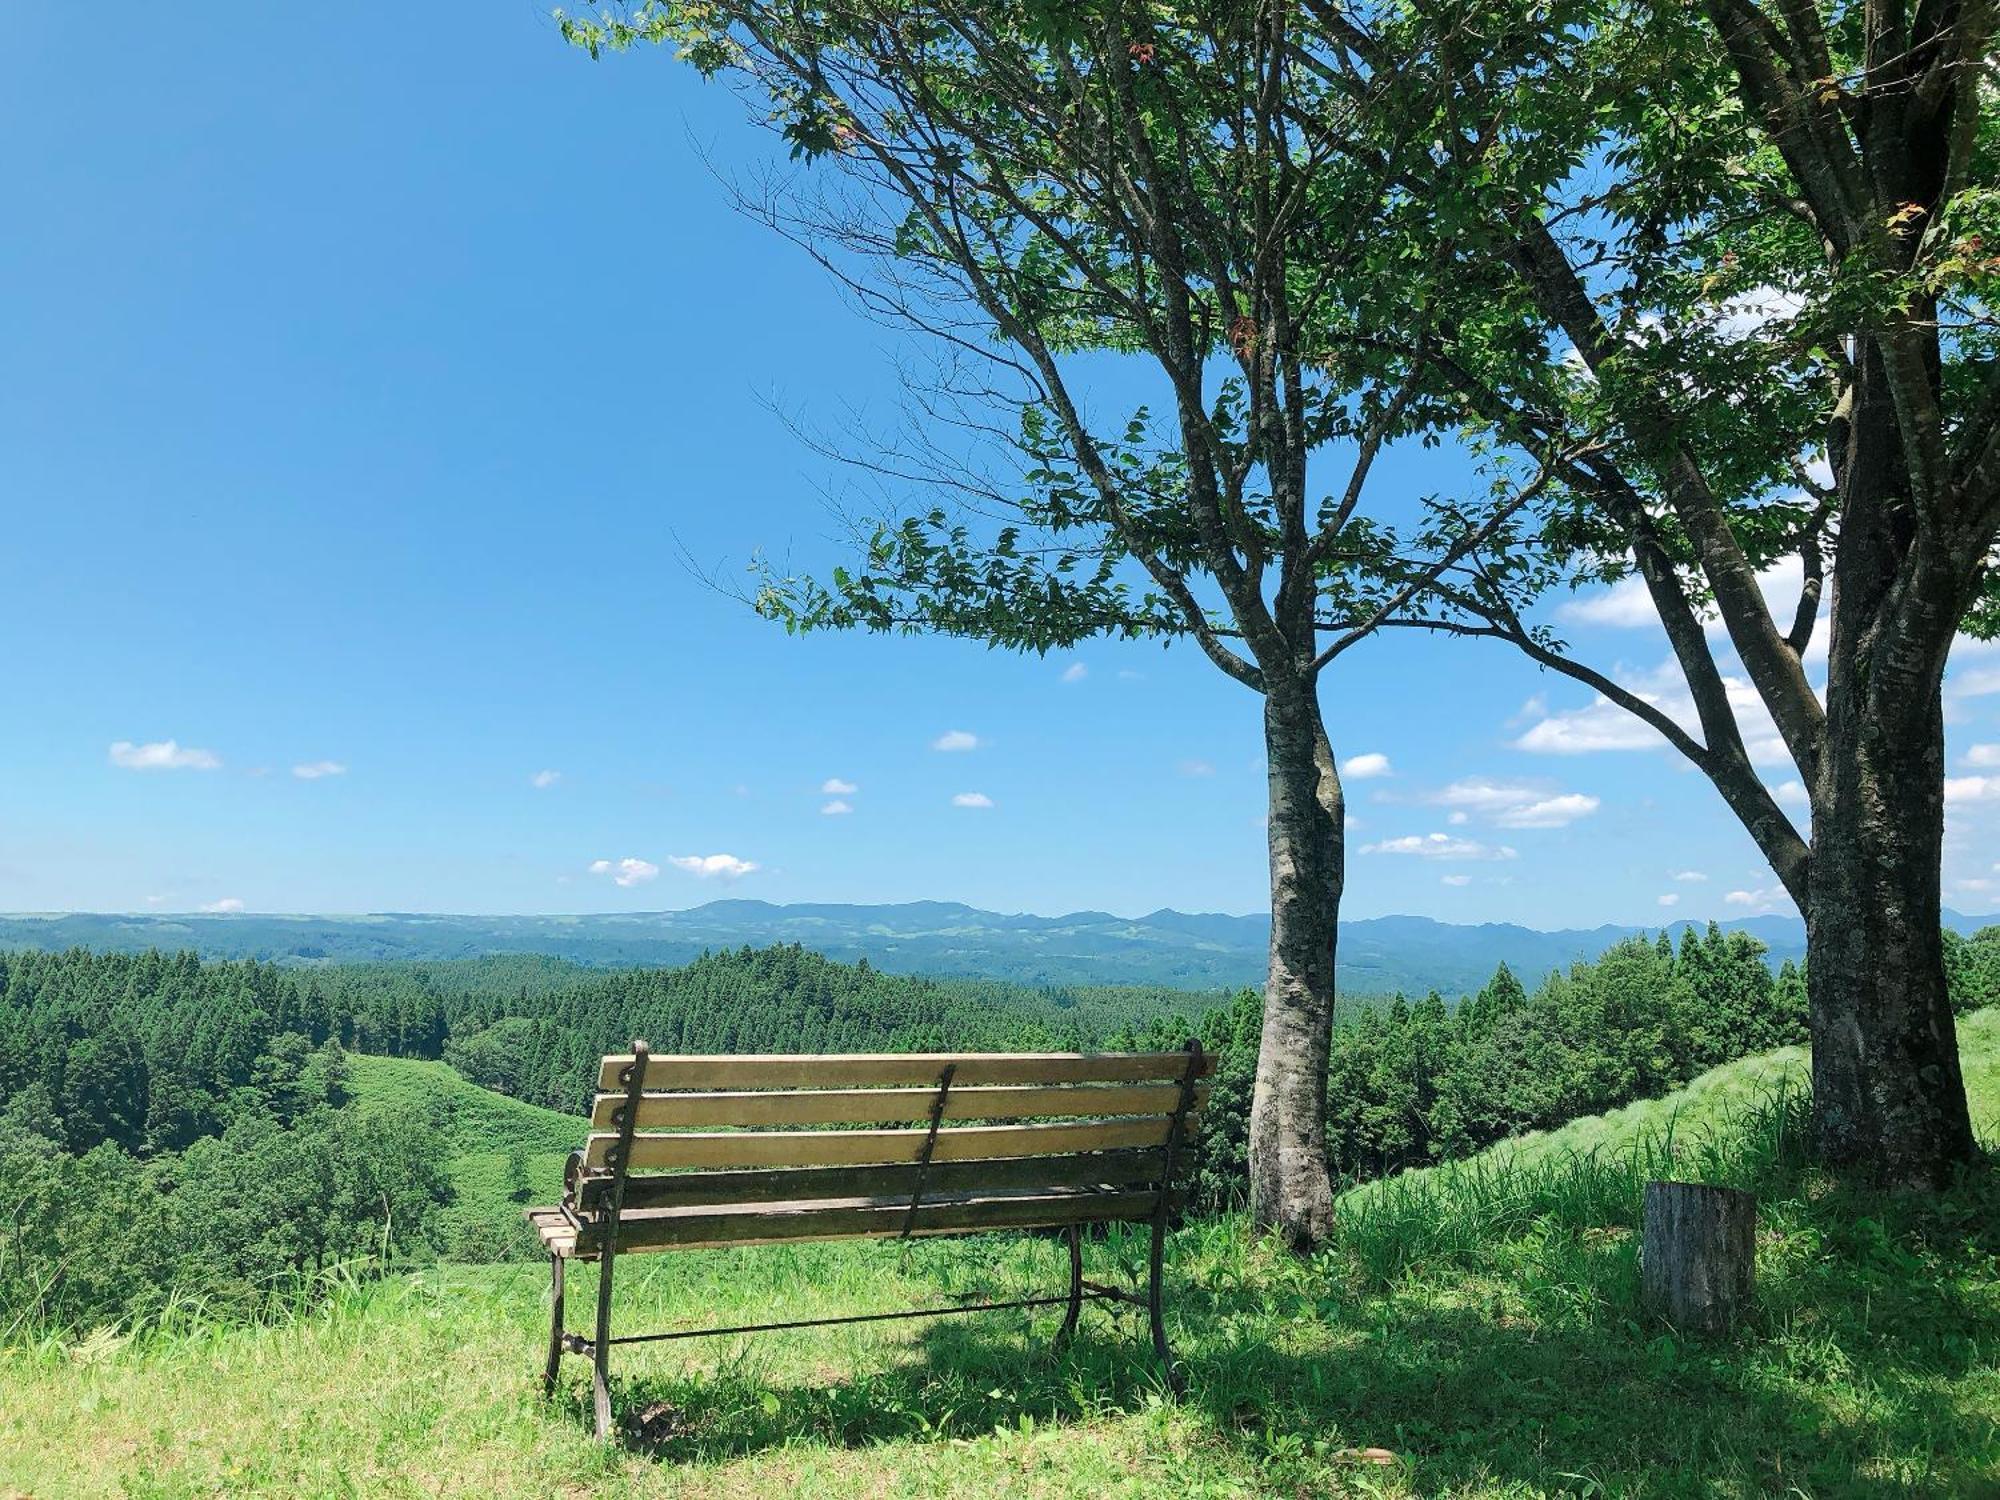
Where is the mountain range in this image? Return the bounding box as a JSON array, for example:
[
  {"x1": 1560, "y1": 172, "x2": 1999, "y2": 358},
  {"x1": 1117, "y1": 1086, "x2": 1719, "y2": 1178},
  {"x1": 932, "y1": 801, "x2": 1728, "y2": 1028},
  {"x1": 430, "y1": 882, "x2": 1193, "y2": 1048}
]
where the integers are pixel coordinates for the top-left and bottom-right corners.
[{"x1": 6, "y1": 901, "x2": 1994, "y2": 996}]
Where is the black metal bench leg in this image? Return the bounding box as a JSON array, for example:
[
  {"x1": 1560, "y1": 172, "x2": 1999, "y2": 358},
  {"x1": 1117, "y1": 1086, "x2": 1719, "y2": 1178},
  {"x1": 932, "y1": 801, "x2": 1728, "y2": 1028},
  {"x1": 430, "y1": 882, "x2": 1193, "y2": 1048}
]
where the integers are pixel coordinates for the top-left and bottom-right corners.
[
  {"x1": 1054, "y1": 1224, "x2": 1083, "y2": 1351},
  {"x1": 592, "y1": 1256, "x2": 616, "y2": 1442},
  {"x1": 1147, "y1": 1211, "x2": 1183, "y2": 1397},
  {"x1": 542, "y1": 1253, "x2": 566, "y2": 1398}
]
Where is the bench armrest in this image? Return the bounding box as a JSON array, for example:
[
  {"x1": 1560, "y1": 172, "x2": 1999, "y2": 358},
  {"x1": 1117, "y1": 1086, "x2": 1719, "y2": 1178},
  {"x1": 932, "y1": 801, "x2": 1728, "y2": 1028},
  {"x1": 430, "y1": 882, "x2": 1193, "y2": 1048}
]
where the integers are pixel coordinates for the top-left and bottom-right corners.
[{"x1": 558, "y1": 1149, "x2": 590, "y2": 1231}]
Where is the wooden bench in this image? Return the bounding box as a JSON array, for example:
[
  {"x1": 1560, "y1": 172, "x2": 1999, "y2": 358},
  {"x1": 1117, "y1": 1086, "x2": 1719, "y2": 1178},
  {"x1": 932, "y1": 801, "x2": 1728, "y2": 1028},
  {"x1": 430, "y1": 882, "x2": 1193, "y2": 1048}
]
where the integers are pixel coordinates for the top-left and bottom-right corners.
[{"x1": 529, "y1": 1039, "x2": 1213, "y2": 1440}]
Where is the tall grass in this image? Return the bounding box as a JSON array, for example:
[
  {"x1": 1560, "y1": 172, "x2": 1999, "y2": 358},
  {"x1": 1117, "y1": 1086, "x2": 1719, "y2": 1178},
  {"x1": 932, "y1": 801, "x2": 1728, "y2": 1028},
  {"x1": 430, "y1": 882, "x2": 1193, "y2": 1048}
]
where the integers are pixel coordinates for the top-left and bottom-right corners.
[{"x1": 1337, "y1": 1083, "x2": 1812, "y2": 1285}]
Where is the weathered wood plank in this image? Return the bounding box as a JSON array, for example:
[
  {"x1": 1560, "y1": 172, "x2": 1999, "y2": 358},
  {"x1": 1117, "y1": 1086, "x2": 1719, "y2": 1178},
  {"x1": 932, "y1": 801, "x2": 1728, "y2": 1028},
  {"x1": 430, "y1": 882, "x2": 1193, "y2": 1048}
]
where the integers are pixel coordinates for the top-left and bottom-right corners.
[
  {"x1": 581, "y1": 1115, "x2": 1176, "y2": 1171},
  {"x1": 590, "y1": 1081, "x2": 1210, "y2": 1130},
  {"x1": 527, "y1": 1208, "x2": 579, "y2": 1258},
  {"x1": 576, "y1": 1186, "x2": 1164, "y2": 1254},
  {"x1": 578, "y1": 1146, "x2": 1170, "y2": 1213},
  {"x1": 595, "y1": 1050, "x2": 1213, "y2": 1093}
]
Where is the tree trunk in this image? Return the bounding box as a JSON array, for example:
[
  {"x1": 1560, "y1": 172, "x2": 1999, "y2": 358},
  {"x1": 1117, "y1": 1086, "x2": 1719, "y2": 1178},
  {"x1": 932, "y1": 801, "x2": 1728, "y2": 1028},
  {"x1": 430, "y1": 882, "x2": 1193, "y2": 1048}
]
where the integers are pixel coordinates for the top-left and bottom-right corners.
[
  {"x1": 1805, "y1": 343, "x2": 1977, "y2": 1189},
  {"x1": 1248, "y1": 675, "x2": 1340, "y2": 1252},
  {"x1": 1640, "y1": 1180, "x2": 1756, "y2": 1335},
  {"x1": 1806, "y1": 665, "x2": 1976, "y2": 1186}
]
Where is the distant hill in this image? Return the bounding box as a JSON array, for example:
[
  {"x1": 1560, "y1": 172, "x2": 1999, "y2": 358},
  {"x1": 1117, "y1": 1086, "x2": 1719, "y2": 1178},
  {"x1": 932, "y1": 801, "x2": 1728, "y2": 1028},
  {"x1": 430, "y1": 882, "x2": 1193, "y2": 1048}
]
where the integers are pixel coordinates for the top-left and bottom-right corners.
[{"x1": 2, "y1": 901, "x2": 1993, "y2": 997}]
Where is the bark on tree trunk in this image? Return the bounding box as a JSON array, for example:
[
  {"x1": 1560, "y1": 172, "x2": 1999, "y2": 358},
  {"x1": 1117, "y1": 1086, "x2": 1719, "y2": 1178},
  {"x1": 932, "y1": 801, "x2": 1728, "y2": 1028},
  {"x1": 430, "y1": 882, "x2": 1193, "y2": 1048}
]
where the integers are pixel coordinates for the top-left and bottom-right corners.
[
  {"x1": 1640, "y1": 1180, "x2": 1757, "y2": 1335},
  {"x1": 1248, "y1": 675, "x2": 1340, "y2": 1252},
  {"x1": 1805, "y1": 356, "x2": 1978, "y2": 1188},
  {"x1": 1807, "y1": 672, "x2": 1976, "y2": 1187}
]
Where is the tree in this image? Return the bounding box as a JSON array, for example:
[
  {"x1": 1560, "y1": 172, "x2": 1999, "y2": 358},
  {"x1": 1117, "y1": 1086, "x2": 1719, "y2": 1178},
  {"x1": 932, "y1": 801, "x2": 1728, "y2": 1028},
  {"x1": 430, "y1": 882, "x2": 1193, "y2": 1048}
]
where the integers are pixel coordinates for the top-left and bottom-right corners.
[
  {"x1": 1215, "y1": 0, "x2": 1995, "y2": 1186},
  {"x1": 564, "y1": 1, "x2": 1546, "y2": 1247},
  {"x1": 1942, "y1": 924, "x2": 2000, "y2": 1012},
  {"x1": 774, "y1": 0, "x2": 1978, "y2": 1188}
]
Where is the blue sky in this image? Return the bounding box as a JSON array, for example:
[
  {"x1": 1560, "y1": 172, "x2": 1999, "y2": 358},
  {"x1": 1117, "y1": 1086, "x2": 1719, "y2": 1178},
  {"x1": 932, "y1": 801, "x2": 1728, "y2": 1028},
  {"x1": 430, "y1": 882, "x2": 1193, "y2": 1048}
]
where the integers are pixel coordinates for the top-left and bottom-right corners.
[{"x1": 4, "y1": 6, "x2": 1997, "y2": 928}]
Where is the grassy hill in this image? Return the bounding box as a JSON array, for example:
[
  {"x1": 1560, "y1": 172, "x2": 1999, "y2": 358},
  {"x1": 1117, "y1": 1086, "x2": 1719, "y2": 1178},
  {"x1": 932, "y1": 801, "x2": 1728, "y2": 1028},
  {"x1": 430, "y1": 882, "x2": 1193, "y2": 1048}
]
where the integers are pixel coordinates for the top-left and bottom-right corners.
[
  {"x1": 4, "y1": 1015, "x2": 1995, "y2": 1497},
  {"x1": 348, "y1": 1054, "x2": 583, "y2": 1260}
]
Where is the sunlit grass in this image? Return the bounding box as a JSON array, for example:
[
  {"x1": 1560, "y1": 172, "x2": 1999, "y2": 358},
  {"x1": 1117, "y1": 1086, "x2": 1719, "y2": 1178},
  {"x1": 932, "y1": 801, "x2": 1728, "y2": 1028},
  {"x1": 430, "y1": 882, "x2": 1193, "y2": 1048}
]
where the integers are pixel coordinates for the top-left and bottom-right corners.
[
  {"x1": 3, "y1": 1012, "x2": 1994, "y2": 1498},
  {"x1": 348, "y1": 1054, "x2": 579, "y2": 1259}
]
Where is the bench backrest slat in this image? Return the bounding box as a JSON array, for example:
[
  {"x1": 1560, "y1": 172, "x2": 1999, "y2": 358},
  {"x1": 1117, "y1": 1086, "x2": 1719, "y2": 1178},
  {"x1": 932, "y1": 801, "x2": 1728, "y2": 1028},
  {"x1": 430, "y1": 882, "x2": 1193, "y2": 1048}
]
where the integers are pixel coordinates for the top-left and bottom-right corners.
[
  {"x1": 596, "y1": 1050, "x2": 1208, "y2": 1092},
  {"x1": 582, "y1": 1115, "x2": 1186, "y2": 1172},
  {"x1": 596, "y1": 1185, "x2": 1167, "y2": 1255},
  {"x1": 577, "y1": 1145, "x2": 1168, "y2": 1214},
  {"x1": 588, "y1": 1080, "x2": 1210, "y2": 1131}
]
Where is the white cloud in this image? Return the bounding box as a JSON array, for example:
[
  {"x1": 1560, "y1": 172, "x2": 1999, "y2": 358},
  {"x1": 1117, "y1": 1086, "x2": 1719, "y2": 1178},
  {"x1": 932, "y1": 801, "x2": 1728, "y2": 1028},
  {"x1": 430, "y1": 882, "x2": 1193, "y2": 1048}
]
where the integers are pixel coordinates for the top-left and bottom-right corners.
[
  {"x1": 1957, "y1": 877, "x2": 1996, "y2": 895},
  {"x1": 1342, "y1": 752, "x2": 1393, "y2": 780},
  {"x1": 952, "y1": 791, "x2": 995, "y2": 809},
  {"x1": 1671, "y1": 870, "x2": 1708, "y2": 883},
  {"x1": 1773, "y1": 779, "x2": 1810, "y2": 807},
  {"x1": 820, "y1": 799, "x2": 853, "y2": 816},
  {"x1": 1558, "y1": 575, "x2": 1658, "y2": 628},
  {"x1": 109, "y1": 739, "x2": 221, "y2": 771},
  {"x1": 1425, "y1": 778, "x2": 1601, "y2": 829},
  {"x1": 1657, "y1": 893, "x2": 1680, "y2": 907},
  {"x1": 1945, "y1": 775, "x2": 2000, "y2": 805},
  {"x1": 1508, "y1": 693, "x2": 1549, "y2": 727},
  {"x1": 531, "y1": 769, "x2": 563, "y2": 789},
  {"x1": 1060, "y1": 662, "x2": 1088, "y2": 683},
  {"x1": 1555, "y1": 555, "x2": 1828, "y2": 669},
  {"x1": 821, "y1": 777, "x2": 858, "y2": 795},
  {"x1": 1424, "y1": 780, "x2": 1528, "y2": 816},
  {"x1": 1512, "y1": 657, "x2": 1793, "y2": 767},
  {"x1": 1964, "y1": 744, "x2": 2000, "y2": 769},
  {"x1": 1440, "y1": 874, "x2": 1472, "y2": 887},
  {"x1": 1496, "y1": 793, "x2": 1600, "y2": 829},
  {"x1": 1360, "y1": 833, "x2": 1518, "y2": 861},
  {"x1": 200, "y1": 897, "x2": 245, "y2": 913},
  {"x1": 667, "y1": 853, "x2": 758, "y2": 880},
  {"x1": 1512, "y1": 690, "x2": 1672, "y2": 754},
  {"x1": 1447, "y1": 810, "x2": 1469, "y2": 825},
  {"x1": 1951, "y1": 666, "x2": 2000, "y2": 698},
  {"x1": 1724, "y1": 885, "x2": 1793, "y2": 912},
  {"x1": 588, "y1": 857, "x2": 661, "y2": 887},
  {"x1": 291, "y1": 760, "x2": 346, "y2": 780},
  {"x1": 932, "y1": 730, "x2": 981, "y2": 752},
  {"x1": 1178, "y1": 759, "x2": 1216, "y2": 777}
]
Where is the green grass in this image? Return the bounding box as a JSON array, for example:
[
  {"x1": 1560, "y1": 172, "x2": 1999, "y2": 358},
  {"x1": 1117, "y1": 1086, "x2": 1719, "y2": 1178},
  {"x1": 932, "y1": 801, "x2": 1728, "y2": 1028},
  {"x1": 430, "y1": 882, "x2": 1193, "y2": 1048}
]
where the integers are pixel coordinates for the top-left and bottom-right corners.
[
  {"x1": 4, "y1": 1016, "x2": 1996, "y2": 1498},
  {"x1": 347, "y1": 1054, "x2": 581, "y2": 1260}
]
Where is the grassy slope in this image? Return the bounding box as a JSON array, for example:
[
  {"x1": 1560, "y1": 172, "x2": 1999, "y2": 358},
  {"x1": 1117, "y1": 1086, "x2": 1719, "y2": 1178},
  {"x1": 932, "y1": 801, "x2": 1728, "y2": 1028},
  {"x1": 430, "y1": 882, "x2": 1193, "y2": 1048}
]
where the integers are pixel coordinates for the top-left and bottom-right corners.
[
  {"x1": 5, "y1": 1015, "x2": 1996, "y2": 1499},
  {"x1": 346, "y1": 1055, "x2": 581, "y2": 1259}
]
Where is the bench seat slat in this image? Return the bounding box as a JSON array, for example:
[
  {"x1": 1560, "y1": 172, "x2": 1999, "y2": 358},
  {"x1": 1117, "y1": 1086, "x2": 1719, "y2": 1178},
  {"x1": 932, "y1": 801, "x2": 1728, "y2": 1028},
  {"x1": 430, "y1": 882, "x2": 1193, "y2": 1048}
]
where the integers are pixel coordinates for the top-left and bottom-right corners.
[
  {"x1": 571, "y1": 1186, "x2": 1165, "y2": 1255},
  {"x1": 578, "y1": 1146, "x2": 1170, "y2": 1213},
  {"x1": 596, "y1": 1051, "x2": 1213, "y2": 1092},
  {"x1": 582, "y1": 1115, "x2": 1177, "y2": 1171},
  {"x1": 590, "y1": 1081, "x2": 1210, "y2": 1130},
  {"x1": 528, "y1": 1208, "x2": 578, "y2": 1258}
]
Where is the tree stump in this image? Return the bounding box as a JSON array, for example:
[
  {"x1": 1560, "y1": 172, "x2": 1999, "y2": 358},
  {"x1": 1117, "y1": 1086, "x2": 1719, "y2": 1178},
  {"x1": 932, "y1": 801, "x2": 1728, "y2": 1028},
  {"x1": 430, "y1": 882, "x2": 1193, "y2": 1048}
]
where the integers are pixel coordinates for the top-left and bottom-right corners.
[{"x1": 1640, "y1": 1181, "x2": 1756, "y2": 1335}]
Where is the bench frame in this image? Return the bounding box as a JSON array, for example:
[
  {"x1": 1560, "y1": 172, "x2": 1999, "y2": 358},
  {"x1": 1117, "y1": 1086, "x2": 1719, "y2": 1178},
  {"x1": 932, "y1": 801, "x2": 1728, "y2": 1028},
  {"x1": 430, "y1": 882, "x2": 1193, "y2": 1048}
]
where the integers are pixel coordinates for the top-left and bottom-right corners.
[{"x1": 537, "y1": 1039, "x2": 1207, "y2": 1441}]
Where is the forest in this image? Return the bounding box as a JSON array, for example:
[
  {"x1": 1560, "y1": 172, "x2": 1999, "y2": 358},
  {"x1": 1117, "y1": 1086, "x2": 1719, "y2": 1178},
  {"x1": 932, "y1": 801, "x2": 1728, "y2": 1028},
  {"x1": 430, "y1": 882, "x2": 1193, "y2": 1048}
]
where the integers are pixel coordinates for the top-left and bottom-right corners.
[{"x1": 7, "y1": 928, "x2": 1995, "y2": 1332}]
